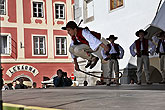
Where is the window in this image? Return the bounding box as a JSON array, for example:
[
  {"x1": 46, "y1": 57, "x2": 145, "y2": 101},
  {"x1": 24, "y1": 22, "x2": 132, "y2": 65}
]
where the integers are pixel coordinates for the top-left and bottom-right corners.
[
  {"x1": 0, "y1": 0, "x2": 6, "y2": 15},
  {"x1": 33, "y1": 2, "x2": 44, "y2": 18},
  {"x1": 33, "y1": 36, "x2": 46, "y2": 55},
  {"x1": 86, "y1": 0, "x2": 94, "y2": 19},
  {"x1": 56, "y1": 37, "x2": 67, "y2": 55},
  {"x1": 83, "y1": 0, "x2": 94, "y2": 23},
  {"x1": 55, "y1": 4, "x2": 65, "y2": 19},
  {"x1": 110, "y1": 0, "x2": 123, "y2": 10},
  {"x1": 0, "y1": 35, "x2": 10, "y2": 54}
]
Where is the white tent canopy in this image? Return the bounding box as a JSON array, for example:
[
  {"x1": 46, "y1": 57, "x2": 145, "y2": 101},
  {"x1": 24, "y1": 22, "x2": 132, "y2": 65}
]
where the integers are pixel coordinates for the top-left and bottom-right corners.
[{"x1": 145, "y1": 1, "x2": 165, "y2": 39}]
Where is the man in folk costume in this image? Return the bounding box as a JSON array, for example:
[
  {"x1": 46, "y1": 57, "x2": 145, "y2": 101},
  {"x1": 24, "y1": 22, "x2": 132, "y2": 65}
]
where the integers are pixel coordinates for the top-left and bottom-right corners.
[
  {"x1": 130, "y1": 29, "x2": 156, "y2": 85},
  {"x1": 101, "y1": 35, "x2": 124, "y2": 85},
  {"x1": 156, "y1": 31, "x2": 165, "y2": 84},
  {"x1": 62, "y1": 21, "x2": 109, "y2": 71}
]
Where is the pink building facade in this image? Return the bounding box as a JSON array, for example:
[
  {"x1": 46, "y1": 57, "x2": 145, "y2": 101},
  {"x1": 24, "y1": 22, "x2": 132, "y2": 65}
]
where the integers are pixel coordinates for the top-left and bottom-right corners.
[{"x1": 0, "y1": 0, "x2": 74, "y2": 88}]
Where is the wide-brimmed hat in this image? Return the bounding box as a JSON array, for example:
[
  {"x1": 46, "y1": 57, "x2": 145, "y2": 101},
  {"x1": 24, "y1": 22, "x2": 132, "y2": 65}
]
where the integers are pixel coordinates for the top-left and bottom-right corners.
[
  {"x1": 135, "y1": 29, "x2": 148, "y2": 37},
  {"x1": 106, "y1": 35, "x2": 118, "y2": 40},
  {"x1": 157, "y1": 31, "x2": 165, "y2": 38},
  {"x1": 61, "y1": 21, "x2": 78, "y2": 30}
]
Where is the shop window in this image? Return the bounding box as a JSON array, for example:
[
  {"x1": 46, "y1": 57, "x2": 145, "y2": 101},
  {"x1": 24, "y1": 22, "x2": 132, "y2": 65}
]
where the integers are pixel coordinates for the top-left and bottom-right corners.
[
  {"x1": 0, "y1": 35, "x2": 10, "y2": 54},
  {"x1": 55, "y1": 4, "x2": 65, "y2": 19},
  {"x1": 56, "y1": 37, "x2": 67, "y2": 55},
  {"x1": 33, "y1": 36, "x2": 46, "y2": 55},
  {"x1": 33, "y1": 2, "x2": 44, "y2": 18},
  {"x1": 0, "y1": 0, "x2": 6, "y2": 15},
  {"x1": 110, "y1": 0, "x2": 123, "y2": 10},
  {"x1": 83, "y1": 0, "x2": 94, "y2": 23}
]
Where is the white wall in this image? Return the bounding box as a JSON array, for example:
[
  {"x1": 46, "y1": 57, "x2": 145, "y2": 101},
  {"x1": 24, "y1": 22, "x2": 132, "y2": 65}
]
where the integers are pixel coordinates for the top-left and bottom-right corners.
[{"x1": 76, "y1": 0, "x2": 160, "y2": 69}]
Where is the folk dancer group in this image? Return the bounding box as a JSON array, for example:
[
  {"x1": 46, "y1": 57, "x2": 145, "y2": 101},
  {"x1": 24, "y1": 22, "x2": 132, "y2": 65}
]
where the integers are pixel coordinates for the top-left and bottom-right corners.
[{"x1": 62, "y1": 21, "x2": 165, "y2": 85}]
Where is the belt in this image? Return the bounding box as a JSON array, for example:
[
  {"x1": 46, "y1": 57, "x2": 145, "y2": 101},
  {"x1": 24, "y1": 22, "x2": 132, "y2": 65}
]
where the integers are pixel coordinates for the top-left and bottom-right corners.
[{"x1": 104, "y1": 54, "x2": 118, "y2": 61}]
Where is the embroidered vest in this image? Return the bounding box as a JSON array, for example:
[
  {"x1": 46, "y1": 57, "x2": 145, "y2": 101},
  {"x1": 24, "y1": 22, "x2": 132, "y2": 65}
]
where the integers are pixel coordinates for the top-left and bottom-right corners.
[{"x1": 135, "y1": 38, "x2": 148, "y2": 57}]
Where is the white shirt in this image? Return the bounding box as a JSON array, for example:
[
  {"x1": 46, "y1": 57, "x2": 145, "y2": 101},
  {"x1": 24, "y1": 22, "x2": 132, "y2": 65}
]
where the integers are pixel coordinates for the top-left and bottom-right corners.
[
  {"x1": 130, "y1": 39, "x2": 156, "y2": 57},
  {"x1": 159, "y1": 40, "x2": 165, "y2": 53},
  {"x1": 101, "y1": 43, "x2": 124, "y2": 59},
  {"x1": 70, "y1": 29, "x2": 102, "y2": 58},
  {"x1": 152, "y1": 36, "x2": 165, "y2": 53}
]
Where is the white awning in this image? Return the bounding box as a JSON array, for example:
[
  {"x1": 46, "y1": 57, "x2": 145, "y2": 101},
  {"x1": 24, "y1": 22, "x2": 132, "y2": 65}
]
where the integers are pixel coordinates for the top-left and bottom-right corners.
[{"x1": 145, "y1": 1, "x2": 165, "y2": 39}]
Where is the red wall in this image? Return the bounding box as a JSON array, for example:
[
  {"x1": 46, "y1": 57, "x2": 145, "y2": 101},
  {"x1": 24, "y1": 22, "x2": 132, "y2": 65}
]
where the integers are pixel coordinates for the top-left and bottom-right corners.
[
  {"x1": 8, "y1": 0, "x2": 17, "y2": 23},
  {"x1": 72, "y1": 0, "x2": 74, "y2": 4},
  {"x1": 24, "y1": 28, "x2": 48, "y2": 58},
  {"x1": 1, "y1": 27, "x2": 17, "y2": 59},
  {"x1": 23, "y1": 0, "x2": 31, "y2": 23},
  {"x1": 2, "y1": 63, "x2": 74, "y2": 88}
]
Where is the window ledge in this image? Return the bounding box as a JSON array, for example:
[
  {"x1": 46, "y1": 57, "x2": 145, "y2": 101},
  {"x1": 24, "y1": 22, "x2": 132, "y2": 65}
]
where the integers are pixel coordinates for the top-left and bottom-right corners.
[
  {"x1": 0, "y1": 15, "x2": 9, "y2": 22},
  {"x1": 31, "y1": 17, "x2": 46, "y2": 24},
  {"x1": 1, "y1": 54, "x2": 11, "y2": 56},
  {"x1": 54, "y1": 19, "x2": 66, "y2": 25}
]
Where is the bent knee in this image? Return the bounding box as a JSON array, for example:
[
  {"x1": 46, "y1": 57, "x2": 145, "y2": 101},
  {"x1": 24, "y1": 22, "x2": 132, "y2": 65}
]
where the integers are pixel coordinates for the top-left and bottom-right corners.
[
  {"x1": 69, "y1": 46, "x2": 74, "y2": 53},
  {"x1": 74, "y1": 47, "x2": 83, "y2": 53}
]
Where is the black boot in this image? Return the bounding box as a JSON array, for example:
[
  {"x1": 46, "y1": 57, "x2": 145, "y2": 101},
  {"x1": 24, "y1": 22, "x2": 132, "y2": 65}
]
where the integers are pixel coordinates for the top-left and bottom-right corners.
[
  {"x1": 90, "y1": 57, "x2": 99, "y2": 69},
  {"x1": 85, "y1": 60, "x2": 92, "y2": 68}
]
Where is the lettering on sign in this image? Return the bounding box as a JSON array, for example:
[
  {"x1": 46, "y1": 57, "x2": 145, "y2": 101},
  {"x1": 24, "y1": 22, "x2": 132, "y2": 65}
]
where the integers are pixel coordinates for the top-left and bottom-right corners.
[{"x1": 6, "y1": 64, "x2": 39, "y2": 77}]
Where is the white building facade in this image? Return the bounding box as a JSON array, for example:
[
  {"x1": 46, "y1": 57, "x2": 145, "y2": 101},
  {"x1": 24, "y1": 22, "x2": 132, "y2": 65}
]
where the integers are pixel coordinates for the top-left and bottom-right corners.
[{"x1": 74, "y1": 0, "x2": 163, "y2": 84}]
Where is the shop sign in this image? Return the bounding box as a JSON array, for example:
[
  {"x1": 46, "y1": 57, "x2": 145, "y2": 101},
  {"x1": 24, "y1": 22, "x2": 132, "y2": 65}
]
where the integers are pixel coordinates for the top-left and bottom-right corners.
[{"x1": 6, "y1": 64, "x2": 39, "y2": 77}]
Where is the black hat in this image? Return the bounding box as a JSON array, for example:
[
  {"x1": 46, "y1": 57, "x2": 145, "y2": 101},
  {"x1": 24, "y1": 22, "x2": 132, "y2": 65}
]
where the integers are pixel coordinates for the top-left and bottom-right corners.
[
  {"x1": 135, "y1": 29, "x2": 148, "y2": 37},
  {"x1": 61, "y1": 21, "x2": 78, "y2": 30},
  {"x1": 157, "y1": 31, "x2": 165, "y2": 38},
  {"x1": 106, "y1": 35, "x2": 118, "y2": 40}
]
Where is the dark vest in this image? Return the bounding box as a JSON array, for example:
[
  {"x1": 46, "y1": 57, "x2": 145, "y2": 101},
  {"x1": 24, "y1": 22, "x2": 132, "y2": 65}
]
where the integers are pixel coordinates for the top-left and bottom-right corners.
[
  {"x1": 72, "y1": 28, "x2": 89, "y2": 45},
  {"x1": 156, "y1": 39, "x2": 165, "y2": 58},
  {"x1": 106, "y1": 43, "x2": 120, "y2": 59},
  {"x1": 135, "y1": 38, "x2": 149, "y2": 57},
  {"x1": 72, "y1": 28, "x2": 101, "y2": 45}
]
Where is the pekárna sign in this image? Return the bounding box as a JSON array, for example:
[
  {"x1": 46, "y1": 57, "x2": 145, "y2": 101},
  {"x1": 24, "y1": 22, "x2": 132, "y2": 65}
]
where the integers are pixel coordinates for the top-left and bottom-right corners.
[{"x1": 6, "y1": 64, "x2": 39, "y2": 77}]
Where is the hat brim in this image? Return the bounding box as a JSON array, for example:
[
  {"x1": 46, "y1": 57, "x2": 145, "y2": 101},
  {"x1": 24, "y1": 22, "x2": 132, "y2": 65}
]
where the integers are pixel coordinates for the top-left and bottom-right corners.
[
  {"x1": 136, "y1": 30, "x2": 148, "y2": 37},
  {"x1": 61, "y1": 27, "x2": 67, "y2": 30},
  {"x1": 106, "y1": 37, "x2": 118, "y2": 40}
]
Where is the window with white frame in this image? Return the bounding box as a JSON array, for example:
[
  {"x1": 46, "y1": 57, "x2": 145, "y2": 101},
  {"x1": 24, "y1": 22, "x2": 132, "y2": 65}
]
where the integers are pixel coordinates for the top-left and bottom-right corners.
[
  {"x1": 0, "y1": 35, "x2": 10, "y2": 54},
  {"x1": 33, "y1": 36, "x2": 46, "y2": 55},
  {"x1": 56, "y1": 37, "x2": 67, "y2": 55},
  {"x1": 84, "y1": 0, "x2": 94, "y2": 23},
  {"x1": 110, "y1": 0, "x2": 123, "y2": 10},
  {"x1": 33, "y1": 2, "x2": 44, "y2": 18},
  {"x1": 0, "y1": 0, "x2": 6, "y2": 15},
  {"x1": 55, "y1": 4, "x2": 65, "y2": 19}
]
